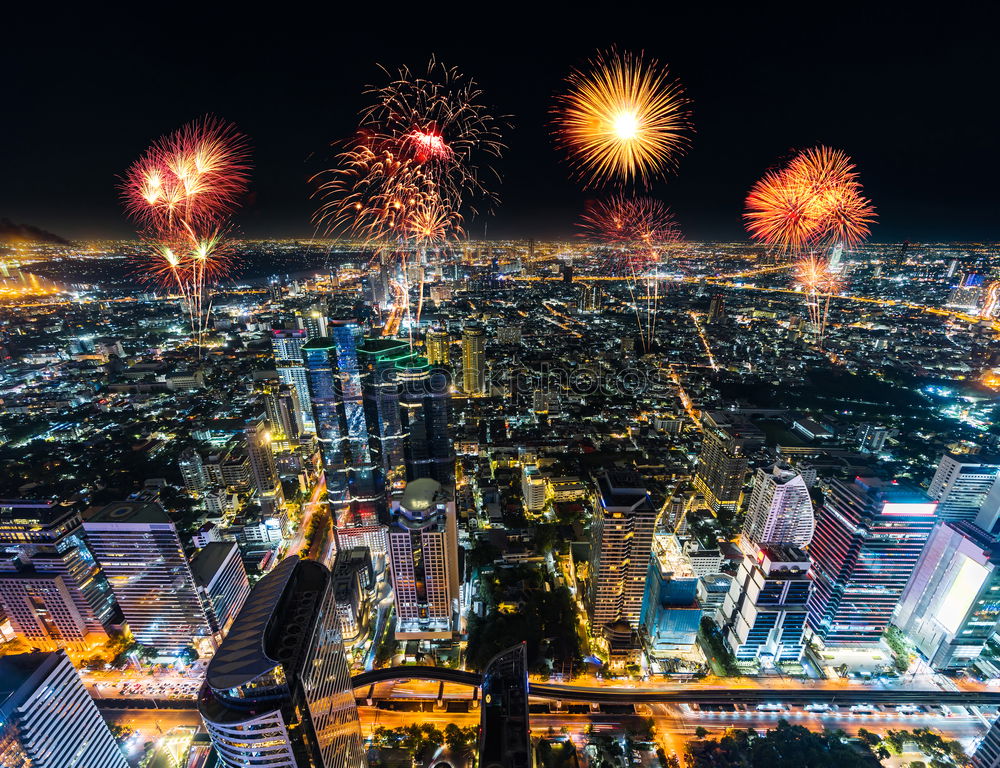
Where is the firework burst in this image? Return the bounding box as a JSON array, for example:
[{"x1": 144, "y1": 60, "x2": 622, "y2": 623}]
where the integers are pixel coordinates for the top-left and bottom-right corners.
[
  {"x1": 744, "y1": 145, "x2": 876, "y2": 252},
  {"x1": 553, "y1": 49, "x2": 692, "y2": 188},
  {"x1": 796, "y1": 254, "x2": 843, "y2": 345},
  {"x1": 121, "y1": 116, "x2": 250, "y2": 343}
]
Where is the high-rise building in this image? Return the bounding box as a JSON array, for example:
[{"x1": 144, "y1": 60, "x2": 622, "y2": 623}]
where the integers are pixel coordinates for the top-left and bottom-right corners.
[
  {"x1": 893, "y1": 518, "x2": 1000, "y2": 670},
  {"x1": 263, "y1": 381, "x2": 303, "y2": 441},
  {"x1": 0, "y1": 499, "x2": 120, "y2": 652},
  {"x1": 272, "y1": 328, "x2": 315, "y2": 433},
  {"x1": 640, "y1": 534, "x2": 701, "y2": 654},
  {"x1": 693, "y1": 412, "x2": 764, "y2": 514},
  {"x1": 425, "y1": 327, "x2": 450, "y2": 366},
  {"x1": 198, "y1": 556, "x2": 365, "y2": 768},
  {"x1": 388, "y1": 478, "x2": 459, "y2": 639},
  {"x1": 0, "y1": 651, "x2": 129, "y2": 768},
  {"x1": 578, "y1": 283, "x2": 602, "y2": 313},
  {"x1": 721, "y1": 544, "x2": 812, "y2": 664},
  {"x1": 84, "y1": 501, "x2": 213, "y2": 652},
  {"x1": 807, "y1": 477, "x2": 937, "y2": 646},
  {"x1": 331, "y1": 546, "x2": 375, "y2": 644},
  {"x1": 399, "y1": 361, "x2": 454, "y2": 486},
  {"x1": 928, "y1": 452, "x2": 1000, "y2": 522},
  {"x1": 358, "y1": 338, "x2": 416, "y2": 481},
  {"x1": 461, "y1": 323, "x2": 486, "y2": 395},
  {"x1": 974, "y1": 716, "x2": 1000, "y2": 768},
  {"x1": 191, "y1": 541, "x2": 251, "y2": 638},
  {"x1": 244, "y1": 415, "x2": 284, "y2": 516},
  {"x1": 478, "y1": 644, "x2": 531, "y2": 768},
  {"x1": 741, "y1": 464, "x2": 815, "y2": 549},
  {"x1": 587, "y1": 471, "x2": 657, "y2": 632},
  {"x1": 857, "y1": 423, "x2": 889, "y2": 454},
  {"x1": 521, "y1": 465, "x2": 547, "y2": 512},
  {"x1": 707, "y1": 294, "x2": 726, "y2": 324},
  {"x1": 179, "y1": 447, "x2": 210, "y2": 493},
  {"x1": 297, "y1": 303, "x2": 329, "y2": 339}
]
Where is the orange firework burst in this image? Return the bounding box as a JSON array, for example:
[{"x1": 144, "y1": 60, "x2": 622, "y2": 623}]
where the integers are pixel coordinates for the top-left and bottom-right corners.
[
  {"x1": 120, "y1": 116, "x2": 250, "y2": 342},
  {"x1": 553, "y1": 49, "x2": 692, "y2": 188},
  {"x1": 745, "y1": 146, "x2": 876, "y2": 251}
]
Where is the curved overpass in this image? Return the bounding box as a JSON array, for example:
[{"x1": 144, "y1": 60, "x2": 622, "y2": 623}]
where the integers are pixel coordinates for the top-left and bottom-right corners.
[{"x1": 352, "y1": 668, "x2": 1000, "y2": 706}]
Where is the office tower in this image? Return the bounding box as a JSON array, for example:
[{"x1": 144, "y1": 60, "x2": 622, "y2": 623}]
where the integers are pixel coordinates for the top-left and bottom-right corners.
[
  {"x1": 199, "y1": 556, "x2": 365, "y2": 768},
  {"x1": 331, "y1": 546, "x2": 375, "y2": 643},
  {"x1": 807, "y1": 477, "x2": 937, "y2": 646},
  {"x1": 461, "y1": 323, "x2": 486, "y2": 395},
  {"x1": 893, "y1": 519, "x2": 1000, "y2": 670},
  {"x1": 587, "y1": 471, "x2": 657, "y2": 632},
  {"x1": 578, "y1": 283, "x2": 602, "y2": 312},
  {"x1": 640, "y1": 534, "x2": 701, "y2": 654},
  {"x1": 264, "y1": 381, "x2": 302, "y2": 441},
  {"x1": 0, "y1": 499, "x2": 120, "y2": 652},
  {"x1": 0, "y1": 651, "x2": 129, "y2": 768},
  {"x1": 388, "y1": 478, "x2": 459, "y2": 638},
  {"x1": 297, "y1": 302, "x2": 329, "y2": 339},
  {"x1": 479, "y1": 644, "x2": 531, "y2": 768},
  {"x1": 974, "y1": 716, "x2": 1000, "y2": 768},
  {"x1": 693, "y1": 411, "x2": 763, "y2": 514},
  {"x1": 244, "y1": 415, "x2": 284, "y2": 516},
  {"x1": 425, "y1": 327, "x2": 450, "y2": 366},
  {"x1": 741, "y1": 464, "x2": 815, "y2": 550},
  {"x1": 828, "y1": 243, "x2": 844, "y2": 272},
  {"x1": 399, "y1": 361, "x2": 454, "y2": 486},
  {"x1": 272, "y1": 328, "x2": 315, "y2": 433},
  {"x1": 521, "y1": 465, "x2": 547, "y2": 512},
  {"x1": 707, "y1": 293, "x2": 726, "y2": 323},
  {"x1": 191, "y1": 542, "x2": 251, "y2": 638},
  {"x1": 857, "y1": 423, "x2": 889, "y2": 454},
  {"x1": 84, "y1": 501, "x2": 212, "y2": 652},
  {"x1": 179, "y1": 446, "x2": 210, "y2": 493},
  {"x1": 928, "y1": 452, "x2": 1000, "y2": 522},
  {"x1": 358, "y1": 338, "x2": 416, "y2": 480},
  {"x1": 562, "y1": 264, "x2": 573, "y2": 283},
  {"x1": 721, "y1": 545, "x2": 812, "y2": 664}
]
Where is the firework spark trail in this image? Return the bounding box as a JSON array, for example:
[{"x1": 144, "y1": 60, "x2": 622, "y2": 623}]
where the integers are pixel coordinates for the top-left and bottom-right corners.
[
  {"x1": 796, "y1": 254, "x2": 843, "y2": 346},
  {"x1": 579, "y1": 194, "x2": 680, "y2": 351},
  {"x1": 553, "y1": 49, "x2": 692, "y2": 188},
  {"x1": 121, "y1": 116, "x2": 250, "y2": 345}
]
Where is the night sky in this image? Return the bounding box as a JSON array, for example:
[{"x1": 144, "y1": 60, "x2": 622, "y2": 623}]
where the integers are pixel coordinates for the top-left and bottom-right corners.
[{"x1": 4, "y1": 7, "x2": 999, "y2": 242}]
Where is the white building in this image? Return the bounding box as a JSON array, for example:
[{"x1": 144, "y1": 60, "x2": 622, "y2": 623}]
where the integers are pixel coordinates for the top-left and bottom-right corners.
[
  {"x1": 928, "y1": 453, "x2": 1000, "y2": 522},
  {"x1": 742, "y1": 464, "x2": 815, "y2": 550}
]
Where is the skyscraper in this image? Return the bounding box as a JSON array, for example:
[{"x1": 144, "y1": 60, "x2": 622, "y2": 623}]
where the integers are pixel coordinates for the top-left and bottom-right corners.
[
  {"x1": 244, "y1": 415, "x2": 284, "y2": 516},
  {"x1": 973, "y1": 716, "x2": 1000, "y2": 768},
  {"x1": 399, "y1": 361, "x2": 454, "y2": 486},
  {"x1": 388, "y1": 478, "x2": 459, "y2": 638},
  {"x1": 478, "y1": 644, "x2": 531, "y2": 768},
  {"x1": 707, "y1": 293, "x2": 726, "y2": 324},
  {"x1": 190, "y1": 541, "x2": 251, "y2": 638},
  {"x1": 263, "y1": 381, "x2": 303, "y2": 441},
  {"x1": 741, "y1": 464, "x2": 815, "y2": 550},
  {"x1": 198, "y1": 556, "x2": 365, "y2": 768},
  {"x1": 272, "y1": 328, "x2": 315, "y2": 433},
  {"x1": 0, "y1": 651, "x2": 129, "y2": 768},
  {"x1": 461, "y1": 323, "x2": 486, "y2": 395},
  {"x1": 928, "y1": 452, "x2": 1000, "y2": 522},
  {"x1": 893, "y1": 518, "x2": 1000, "y2": 670},
  {"x1": 693, "y1": 412, "x2": 763, "y2": 514},
  {"x1": 588, "y1": 471, "x2": 657, "y2": 632},
  {"x1": 425, "y1": 326, "x2": 450, "y2": 366},
  {"x1": 722, "y1": 544, "x2": 812, "y2": 664},
  {"x1": 807, "y1": 477, "x2": 937, "y2": 645},
  {"x1": 0, "y1": 499, "x2": 120, "y2": 652},
  {"x1": 358, "y1": 338, "x2": 416, "y2": 481},
  {"x1": 84, "y1": 501, "x2": 212, "y2": 652}
]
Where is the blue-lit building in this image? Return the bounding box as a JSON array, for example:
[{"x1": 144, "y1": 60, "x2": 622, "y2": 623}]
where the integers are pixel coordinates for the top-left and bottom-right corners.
[
  {"x1": 358, "y1": 338, "x2": 416, "y2": 482},
  {"x1": 640, "y1": 533, "x2": 701, "y2": 653},
  {"x1": 398, "y1": 361, "x2": 454, "y2": 486}
]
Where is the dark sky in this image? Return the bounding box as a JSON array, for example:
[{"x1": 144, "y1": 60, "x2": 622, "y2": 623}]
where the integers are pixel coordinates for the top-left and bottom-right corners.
[{"x1": 4, "y1": 6, "x2": 999, "y2": 242}]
